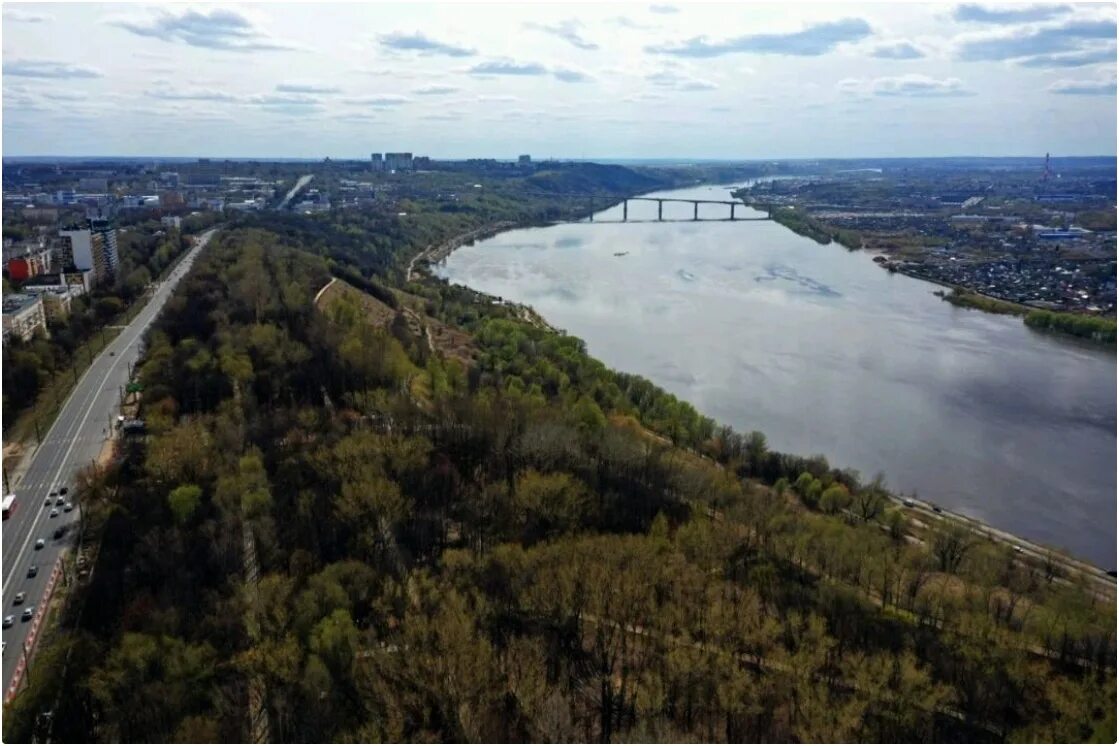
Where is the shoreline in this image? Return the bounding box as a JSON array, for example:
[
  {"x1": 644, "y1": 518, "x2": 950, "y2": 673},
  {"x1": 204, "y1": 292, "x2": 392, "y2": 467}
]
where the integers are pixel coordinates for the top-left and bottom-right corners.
[
  {"x1": 412, "y1": 197, "x2": 1116, "y2": 580},
  {"x1": 754, "y1": 198, "x2": 1116, "y2": 347}
]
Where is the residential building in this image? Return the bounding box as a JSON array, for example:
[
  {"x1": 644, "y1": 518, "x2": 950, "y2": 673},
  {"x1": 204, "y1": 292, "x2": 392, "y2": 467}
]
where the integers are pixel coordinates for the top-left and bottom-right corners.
[
  {"x1": 518, "y1": 154, "x2": 532, "y2": 164},
  {"x1": 90, "y1": 218, "x2": 120, "y2": 280},
  {"x1": 58, "y1": 218, "x2": 119, "y2": 285},
  {"x1": 23, "y1": 271, "x2": 91, "y2": 297},
  {"x1": 385, "y1": 152, "x2": 414, "y2": 171},
  {"x1": 161, "y1": 215, "x2": 183, "y2": 229},
  {"x1": 5, "y1": 241, "x2": 53, "y2": 281},
  {"x1": 370, "y1": 153, "x2": 385, "y2": 171},
  {"x1": 2, "y1": 293, "x2": 47, "y2": 343},
  {"x1": 22, "y1": 285, "x2": 81, "y2": 322}
]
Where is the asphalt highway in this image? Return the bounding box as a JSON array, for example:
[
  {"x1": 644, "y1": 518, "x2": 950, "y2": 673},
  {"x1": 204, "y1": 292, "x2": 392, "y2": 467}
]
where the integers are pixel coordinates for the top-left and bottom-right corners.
[{"x1": 1, "y1": 228, "x2": 216, "y2": 694}]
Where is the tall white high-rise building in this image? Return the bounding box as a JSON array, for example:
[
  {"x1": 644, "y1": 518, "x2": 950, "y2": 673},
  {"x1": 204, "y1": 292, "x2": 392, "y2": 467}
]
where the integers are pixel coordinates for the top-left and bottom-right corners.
[{"x1": 57, "y1": 218, "x2": 119, "y2": 285}]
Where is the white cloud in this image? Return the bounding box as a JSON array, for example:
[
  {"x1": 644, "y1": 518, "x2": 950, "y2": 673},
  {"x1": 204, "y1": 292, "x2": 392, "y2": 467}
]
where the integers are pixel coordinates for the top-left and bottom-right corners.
[
  {"x1": 413, "y1": 85, "x2": 460, "y2": 95},
  {"x1": 839, "y1": 74, "x2": 974, "y2": 97},
  {"x1": 3, "y1": 59, "x2": 102, "y2": 79},
  {"x1": 1048, "y1": 73, "x2": 1117, "y2": 95},
  {"x1": 108, "y1": 7, "x2": 298, "y2": 52},
  {"x1": 342, "y1": 95, "x2": 411, "y2": 107},
  {"x1": 4, "y1": 9, "x2": 50, "y2": 23}
]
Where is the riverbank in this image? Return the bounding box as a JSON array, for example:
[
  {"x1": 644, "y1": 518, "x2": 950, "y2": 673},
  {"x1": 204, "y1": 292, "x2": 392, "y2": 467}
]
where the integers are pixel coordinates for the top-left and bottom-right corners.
[
  {"x1": 731, "y1": 183, "x2": 1116, "y2": 347},
  {"x1": 755, "y1": 198, "x2": 1116, "y2": 347},
  {"x1": 927, "y1": 285, "x2": 1117, "y2": 346},
  {"x1": 425, "y1": 215, "x2": 1115, "y2": 577}
]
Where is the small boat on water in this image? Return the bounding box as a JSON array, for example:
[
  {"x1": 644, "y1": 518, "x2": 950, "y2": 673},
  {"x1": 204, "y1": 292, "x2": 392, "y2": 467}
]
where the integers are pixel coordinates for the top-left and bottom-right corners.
[{"x1": 613, "y1": 251, "x2": 629, "y2": 257}]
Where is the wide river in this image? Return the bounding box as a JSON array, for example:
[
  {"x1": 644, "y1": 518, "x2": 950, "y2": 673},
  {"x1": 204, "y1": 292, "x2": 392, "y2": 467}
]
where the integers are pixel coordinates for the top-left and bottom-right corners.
[{"x1": 436, "y1": 183, "x2": 1117, "y2": 568}]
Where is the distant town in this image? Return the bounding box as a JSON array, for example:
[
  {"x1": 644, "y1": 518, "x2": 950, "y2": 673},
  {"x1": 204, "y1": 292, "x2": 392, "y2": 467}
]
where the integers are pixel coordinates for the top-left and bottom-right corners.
[
  {"x1": 3, "y1": 153, "x2": 1115, "y2": 348},
  {"x1": 0, "y1": 151, "x2": 528, "y2": 343},
  {"x1": 735, "y1": 155, "x2": 1116, "y2": 316}
]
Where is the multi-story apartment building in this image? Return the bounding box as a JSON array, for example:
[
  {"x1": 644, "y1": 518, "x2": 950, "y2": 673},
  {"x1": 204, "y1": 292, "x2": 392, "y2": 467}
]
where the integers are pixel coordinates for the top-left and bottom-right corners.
[
  {"x1": 2, "y1": 293, "x2": 48, "y2": 343},
  {"x1": 385, "y1": 152, "x2": 414, "y2": 171},
  {"x1": 57, "y1": 218, "x2": 119, "y2": 285}
]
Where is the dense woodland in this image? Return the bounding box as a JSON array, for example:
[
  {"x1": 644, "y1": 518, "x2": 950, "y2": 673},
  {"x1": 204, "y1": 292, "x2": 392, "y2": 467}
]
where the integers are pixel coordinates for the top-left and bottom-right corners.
[{"x1": 3, "y1": 171, "x2": 1115, "y2": 743}]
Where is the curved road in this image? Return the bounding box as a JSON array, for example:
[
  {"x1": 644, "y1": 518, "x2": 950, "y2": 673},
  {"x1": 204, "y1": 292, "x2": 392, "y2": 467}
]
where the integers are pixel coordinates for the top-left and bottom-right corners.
[{"x1": 1, "y1": 228, "x2": 216, "y2": 695}]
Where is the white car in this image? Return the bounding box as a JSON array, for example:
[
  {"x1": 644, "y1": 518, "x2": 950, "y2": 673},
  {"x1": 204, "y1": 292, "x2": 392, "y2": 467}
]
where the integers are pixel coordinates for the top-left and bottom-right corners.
[
  {"x1": 2, "y1": 616, "x2": 12, "y2": 629},
  {"x1": 49, "y1": 508, "x2": 59, "y2": 518},
  {"x1": 34, "y1": 539, "x2": 45, "y2": 550}
]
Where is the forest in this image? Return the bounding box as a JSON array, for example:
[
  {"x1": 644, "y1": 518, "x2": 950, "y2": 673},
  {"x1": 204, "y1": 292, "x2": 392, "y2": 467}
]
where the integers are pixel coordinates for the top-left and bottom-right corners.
[{"x1": 3, "y1": 205, "x2": 1113, "y2": 744}]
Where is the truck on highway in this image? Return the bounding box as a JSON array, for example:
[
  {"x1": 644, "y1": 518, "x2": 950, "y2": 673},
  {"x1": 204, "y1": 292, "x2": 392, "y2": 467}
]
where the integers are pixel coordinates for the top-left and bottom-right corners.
[{"x1": 2, "y1": 494, "x2": 15, "y2": 520}]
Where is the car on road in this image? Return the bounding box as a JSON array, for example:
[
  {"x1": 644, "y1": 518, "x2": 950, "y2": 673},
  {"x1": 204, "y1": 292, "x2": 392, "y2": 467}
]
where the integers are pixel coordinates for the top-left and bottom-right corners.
[
  {"x1": 2, "y1": 616, "x2": 12, "y2": 629},
  {"x1": 27, "y1": 565, "x2": 38, "y2": 578},
  {"x1": 53, "y1": 526, "x2": 66, "y2": 540},
  {"x1": 44, "y1": 496, "x2": 53, "y2": 506},
  {"x1": 59, "y1": 487, "x2": 68, "y2": 496},
  {"x1": 1013, "y1": 545, "x2": 1024, "y2": 554},
  {"x1": 21, "y1": 607, "x2": 34, "y2": 622},
  {"x1": 49, "y1": 508, "x2": 59, "y2": 518},
  {"x1": 34, "y1": 538, "x2": 45, "y2": 549},
  {"x1": 902, "y1": 498, "x2": 915, "y2": 508},
  {"x1": 13, "y1": 592, "x2": 25, "y2": 605},
  {"x1": 63, "y1": 502, "x2": 73, "y2": 513},
  {"x1": 931, "y1": 505, "x2": 942, "y2": 514},
  {"x1": 55, "y1": 496, "x2": 65, "y2": 506}
]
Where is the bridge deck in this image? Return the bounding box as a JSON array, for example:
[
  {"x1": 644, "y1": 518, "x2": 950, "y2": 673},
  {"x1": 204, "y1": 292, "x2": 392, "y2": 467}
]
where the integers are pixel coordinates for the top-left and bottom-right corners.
[{"x1": 624, "y1": 197, "x2": 740, "y2": 206}]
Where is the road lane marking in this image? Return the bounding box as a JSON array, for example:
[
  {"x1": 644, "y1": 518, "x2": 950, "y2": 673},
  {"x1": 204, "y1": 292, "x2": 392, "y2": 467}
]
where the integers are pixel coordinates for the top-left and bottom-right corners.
[{"x1": 2, "y1": 236, "x2": 208, "y2": 592}]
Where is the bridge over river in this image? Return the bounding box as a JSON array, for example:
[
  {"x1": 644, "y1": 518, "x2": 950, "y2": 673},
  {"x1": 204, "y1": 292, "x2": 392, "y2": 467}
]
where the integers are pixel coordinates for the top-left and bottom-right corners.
[{"x1": 525, "y1": 191, "x2": 771, "y2": 223}]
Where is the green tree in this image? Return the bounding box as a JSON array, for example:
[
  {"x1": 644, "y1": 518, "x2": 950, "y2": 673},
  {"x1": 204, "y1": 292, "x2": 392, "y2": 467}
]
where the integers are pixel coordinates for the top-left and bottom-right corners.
[{"x1": 167, "y1": 484, "x2": 202, "y2": 525}]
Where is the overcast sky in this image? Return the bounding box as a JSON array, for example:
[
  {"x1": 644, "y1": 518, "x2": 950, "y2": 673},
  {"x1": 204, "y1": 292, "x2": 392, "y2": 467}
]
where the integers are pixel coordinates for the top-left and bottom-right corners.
[{"x1": 2, "y1": 2, "x2": 1116, "y2": 159}]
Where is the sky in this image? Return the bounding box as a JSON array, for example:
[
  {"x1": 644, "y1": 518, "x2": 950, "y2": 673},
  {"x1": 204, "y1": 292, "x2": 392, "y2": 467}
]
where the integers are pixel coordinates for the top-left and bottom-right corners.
[{"x1": 2, "y1": 1, "x2": 1116, "y2": 159}]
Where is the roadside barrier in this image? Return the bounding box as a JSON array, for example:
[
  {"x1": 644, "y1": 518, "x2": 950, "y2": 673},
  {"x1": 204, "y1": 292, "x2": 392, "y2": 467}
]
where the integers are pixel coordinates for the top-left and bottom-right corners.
[{"x1": 5, "y1": 555, "x2": 64, "y2": 703}]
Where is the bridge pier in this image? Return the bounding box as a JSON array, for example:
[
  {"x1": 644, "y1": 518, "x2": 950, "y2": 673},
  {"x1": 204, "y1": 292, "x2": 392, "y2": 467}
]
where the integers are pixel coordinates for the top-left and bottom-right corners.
[
  {"x1": 657, "y1": 200, "x2": 663, "y2": 221},
  {"x1": 731, "y1": 203, "x2": 736, "y2": 220},
  {"x1": 693, "y1": 202, "x2": 698, "y2": 221},
  {"x1": 623, "y1": 200, "x2": 627, "y2": 222},
  {"x1": 588, "y1": 196, "x2": 594, "y2": 222}
]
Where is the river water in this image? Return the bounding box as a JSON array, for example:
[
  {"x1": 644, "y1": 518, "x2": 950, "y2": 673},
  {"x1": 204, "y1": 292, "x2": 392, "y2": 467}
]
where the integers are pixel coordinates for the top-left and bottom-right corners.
[{"x1": 435, "y1": 184, "x2": 1117, "y2": 567}]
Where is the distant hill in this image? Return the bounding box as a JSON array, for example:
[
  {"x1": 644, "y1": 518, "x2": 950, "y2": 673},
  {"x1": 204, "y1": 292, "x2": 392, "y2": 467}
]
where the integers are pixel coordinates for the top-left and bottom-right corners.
[{"x1": 526, "y1": 162, "x2": 671, "y2": 195}]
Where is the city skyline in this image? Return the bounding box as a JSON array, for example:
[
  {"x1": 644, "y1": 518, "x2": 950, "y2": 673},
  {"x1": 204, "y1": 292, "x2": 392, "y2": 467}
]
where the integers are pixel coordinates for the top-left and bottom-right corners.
[{"x1": 3, "y1": 1, "x2": 1117, "y2": 159}]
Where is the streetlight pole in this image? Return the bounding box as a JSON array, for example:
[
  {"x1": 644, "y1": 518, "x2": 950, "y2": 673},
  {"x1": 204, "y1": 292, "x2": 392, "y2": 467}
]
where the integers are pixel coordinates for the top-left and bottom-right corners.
[{"x1": 22, "y1": 640, "x2": 32, "y2": 684}]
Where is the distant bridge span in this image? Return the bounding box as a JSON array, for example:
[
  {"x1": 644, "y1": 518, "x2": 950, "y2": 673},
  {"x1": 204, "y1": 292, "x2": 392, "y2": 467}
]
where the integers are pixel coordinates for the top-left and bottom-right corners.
[{"x1": 522, "y1": 190, "x2": 771, "y2": 223}]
